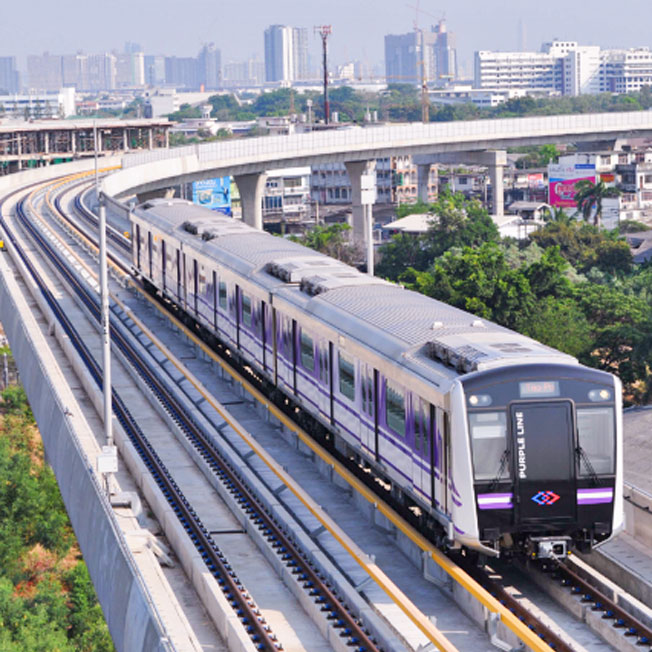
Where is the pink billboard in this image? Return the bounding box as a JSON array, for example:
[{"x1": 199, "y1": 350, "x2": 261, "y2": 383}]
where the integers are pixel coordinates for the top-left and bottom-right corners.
[{"x1": 548, "y1": 164, "x2": 596, "y2": 208}]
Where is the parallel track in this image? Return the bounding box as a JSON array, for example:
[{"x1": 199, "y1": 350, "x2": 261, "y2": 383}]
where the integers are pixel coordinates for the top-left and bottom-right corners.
[
  {"x1": 21, "y1": 181, "x2": 384, "y2": 652},
  {"x1": 36, "y1": 176, "x2": 652, "y2": 652}
]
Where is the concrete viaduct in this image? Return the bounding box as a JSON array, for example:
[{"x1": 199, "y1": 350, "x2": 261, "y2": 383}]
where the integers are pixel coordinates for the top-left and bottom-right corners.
[{"x1": 106, "y1": 110, "x2": 652, "y2": 247}]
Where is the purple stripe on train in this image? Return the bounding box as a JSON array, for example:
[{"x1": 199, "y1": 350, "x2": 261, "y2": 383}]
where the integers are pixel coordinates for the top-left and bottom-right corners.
[
  {"x1": 577, "y1": 487, "x2": 613, "y2": 505},
  {"x1": 477, "y1": 493, "x2": 513, "y2": 510}
]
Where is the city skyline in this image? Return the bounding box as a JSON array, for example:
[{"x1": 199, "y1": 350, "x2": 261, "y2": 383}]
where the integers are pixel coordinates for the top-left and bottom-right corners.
[{"x1": 5, "y1": 0, "x2": 652, "y2": 78}]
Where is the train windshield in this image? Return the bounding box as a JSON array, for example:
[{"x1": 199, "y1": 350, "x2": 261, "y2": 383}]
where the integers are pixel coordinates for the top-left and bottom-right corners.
[
  {"x1": 577, "y1": 407, "x2": 615, "y2": 476},
  {"x1": 469, "y1": 412, "x2": 509, "y2": 481}
]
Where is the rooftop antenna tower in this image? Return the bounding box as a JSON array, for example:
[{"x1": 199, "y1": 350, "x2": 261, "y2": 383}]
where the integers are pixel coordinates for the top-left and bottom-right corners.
[{"x1": 314, "y1": 25, "x2": 332, "y2": 124}]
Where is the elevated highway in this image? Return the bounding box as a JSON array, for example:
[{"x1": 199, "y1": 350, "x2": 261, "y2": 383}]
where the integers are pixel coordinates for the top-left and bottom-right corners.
[{"x1": 105, "y1": 110, "x2": 652, "y2": 239}]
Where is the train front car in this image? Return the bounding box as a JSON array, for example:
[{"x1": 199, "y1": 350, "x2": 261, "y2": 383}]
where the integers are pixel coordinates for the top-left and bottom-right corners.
[{"x1": 452, "y1": 363, "x2": 623, "y2": 559}]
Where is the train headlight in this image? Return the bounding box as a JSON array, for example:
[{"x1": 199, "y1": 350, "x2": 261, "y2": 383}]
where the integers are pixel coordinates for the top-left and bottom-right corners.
[
  {"x1": 588, "y1": 389, "x2": 611, "y2": 402},
  {"x1": 468, "y1": 394, "x2": 492, "y2": 407}
]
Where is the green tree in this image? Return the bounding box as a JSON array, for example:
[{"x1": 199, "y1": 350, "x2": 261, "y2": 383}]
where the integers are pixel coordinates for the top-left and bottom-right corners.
[
  {"x1": 291, "y1": 223, "x2": 360, "y2": 264},
  {"x1": 574, "y1": 179, "x2": 621, "y2": 227},
  {"x1": 407, "y1": 242, "x2": 535, "y2": 329},
  {"x1": 520, "y1": 296, "x2": 592, "y2": 358}
]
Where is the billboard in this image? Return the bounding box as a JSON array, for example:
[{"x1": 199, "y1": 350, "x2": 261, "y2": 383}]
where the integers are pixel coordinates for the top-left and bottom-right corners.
[
  {"x1": 528, "y1": 173, "x2": 545, "y2": 190},
  {"x1": 548, "y1": 163, "x2": 596, "y2": 208},
  {"x1": 192, "y1": 177, "x2": 231, "y2": 215}
]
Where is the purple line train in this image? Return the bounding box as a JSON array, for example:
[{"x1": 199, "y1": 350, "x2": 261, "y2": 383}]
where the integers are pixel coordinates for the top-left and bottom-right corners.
[{"x1": 131, "y1": 199, "x2": 623, "y2": 560}]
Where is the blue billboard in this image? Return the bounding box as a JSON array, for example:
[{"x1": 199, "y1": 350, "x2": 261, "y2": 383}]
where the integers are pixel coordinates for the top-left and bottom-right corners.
[{"x1": 192, "y1": 177, "x2": 232, "y2": 215}]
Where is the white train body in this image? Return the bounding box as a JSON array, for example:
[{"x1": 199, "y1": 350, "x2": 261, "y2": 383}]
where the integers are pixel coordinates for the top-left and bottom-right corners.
[{"x1": 131, "y1": 200, "x2": 623, "y2": 558}]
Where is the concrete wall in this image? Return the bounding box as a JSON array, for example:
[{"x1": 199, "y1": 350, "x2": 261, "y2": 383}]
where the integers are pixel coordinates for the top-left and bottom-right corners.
[{"x1": 0, "y1": 164, "x2": 172, "y2": 652}]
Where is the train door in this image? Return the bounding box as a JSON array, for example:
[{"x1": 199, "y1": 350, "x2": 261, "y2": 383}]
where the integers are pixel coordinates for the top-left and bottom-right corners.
[
  {"x1": 147, "y1": 231, "x2": 153, "y2": 279},
  {"x1": 510, "y1": 402, "x2": 577, "y2": 527},
  {"x1": 316, "y1": 340, "x2": 330, "y2": 421},
  {"x1": 212, "y1": 271, "x2": 218, "y2": 330},
  {"x1": 235, "y1": 285, "x2": 241, "y2": 350},
  {"x1": 443, "y1": 411, "x2": 451, "y2": 517},
  {"x1": 176, "y1": 250, "x2": 181, "y2": 303},
  {"x1": 192, "y1": 259, "x2": 198, "y2": 315},
  {"x1": 135, "y1": 224, "x2": 141, "y2": 269},
  {"x1": 360, "y1": 364, "x2": 375, "y2": 456},
  {"x1": 411, "y1": 398, "x2": 432, "y2": 503},
  {"x1": 161, "y1": 240, "x2": 166, "y2": 292}
]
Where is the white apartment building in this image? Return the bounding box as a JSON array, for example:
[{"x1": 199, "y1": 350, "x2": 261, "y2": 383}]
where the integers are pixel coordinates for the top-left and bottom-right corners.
[
  {"x1": 475, "y1": 41, "x2": 652, "y2": 96},
  {"x1": 474, "y1": 50, "x2": 559, "y2": 91},
  {"x1": 603, "y1": 48, "x2": 652, "y2": 93}
]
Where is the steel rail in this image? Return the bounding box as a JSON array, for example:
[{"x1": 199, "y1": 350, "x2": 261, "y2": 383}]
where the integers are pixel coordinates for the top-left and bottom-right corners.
[
  {"x1": 12, "y1": 188, "x2": 282, "y2": 652},
  {"x1": 550, "y1": 560, "x2": 652, "y2": 649},
  {"x1": 35, "y1": 178, "x2": 385, "y2": 651}
]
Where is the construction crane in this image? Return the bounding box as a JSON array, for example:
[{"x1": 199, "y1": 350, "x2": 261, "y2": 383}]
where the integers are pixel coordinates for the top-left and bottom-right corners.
[{"x1": 314, "y1": 25, "x2": 332, "y2": 124}]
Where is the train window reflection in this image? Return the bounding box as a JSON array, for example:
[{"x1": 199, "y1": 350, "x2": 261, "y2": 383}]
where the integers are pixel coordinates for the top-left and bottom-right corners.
[
  {"x1": 469, "y1": 412, "x2": 508, "y2": 481},
  {"x1": 242, "y1": 294, "x2": 252, "y2": 327},
  {"x1": 300, "y1": 331, "x2": 314, "y2": 371},
  {"x1": 339, "y1": 353, "x2": 355, "y2": 401},
  {"x1": 386, "y1": 381, "x2": 405, "y2": 437},
  {"x1": 577, "y1": 408, "x2": 615, "y2": 475},
  {"x1": 218, "y1": 281, "x2": 227, "y2": 309}
]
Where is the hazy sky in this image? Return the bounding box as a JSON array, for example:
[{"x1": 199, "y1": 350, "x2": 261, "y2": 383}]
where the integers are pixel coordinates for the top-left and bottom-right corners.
[{"x1": 4, "y1": 0, "x2": 652, "y2": 76}]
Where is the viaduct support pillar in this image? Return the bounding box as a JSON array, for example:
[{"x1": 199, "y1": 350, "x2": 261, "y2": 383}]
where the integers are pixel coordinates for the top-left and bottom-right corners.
[
  {"x1": 235, "y1": 172, "x2": 267, "y2": 230},
  {"x1": 417, "y1": 163, "x2": 432, "y2": 204},
  {"x1": 345, "y1": 160, "x2": 377, "y2": 275},
  {"x1": 489, "y1": 159, "x2": 504, "y2": 218}
]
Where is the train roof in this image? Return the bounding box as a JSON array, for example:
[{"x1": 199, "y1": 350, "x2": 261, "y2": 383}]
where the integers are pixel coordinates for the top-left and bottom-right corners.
[{"x1": 135, "y1": 200, "x2": 577, "y2": 388}]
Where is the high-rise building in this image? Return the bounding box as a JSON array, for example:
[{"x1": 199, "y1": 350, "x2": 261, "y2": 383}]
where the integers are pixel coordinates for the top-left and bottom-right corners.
[
  {"x1": 87, "y1": 53, "x2": 116, "y2": 91},
  {"x1": 264, "y1": 25, "x2": 309, "y2": 83},
  {"x1": 27, "y1": 53, "x2": 63, "y2": 91},
  {"x1": 164, "y1": 57, "x2": 200, "y2": 90},
  {"x1": 384, "y1": 32, "x2": 420, "y2": 85},
  {"x1": 115, "y1": 51, "x2": 145, "y2": 87},
  {"x1": 430, "y1": 20, "x2": 457, "y2": 86},
  {"x1": 198, "y1": 43, "x2": 222, "y2": 90},
  {"x1": 145, "y1": 55, "x2": 166, "y2": 86},
  {"x1": 385, "y1": 21, "x2": 458, "y2": 86},
  {"x1": 223, "y1": 58, "x2": 264, "y2": 87},
  {"x1": 0, "y1": 57, "x2": 20, "y2": 93}
]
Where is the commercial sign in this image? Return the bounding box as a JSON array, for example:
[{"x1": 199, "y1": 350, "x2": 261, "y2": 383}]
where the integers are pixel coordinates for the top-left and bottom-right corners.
[
  {"x1": 192, "y1": 177, "x2": 232, "y2": 215},
  {"x1": 527, "y1": 173, "x2": 545, "y2": 190},
  {"x1": 548, "y1": 163, "x2": 597, "y2": 208}
]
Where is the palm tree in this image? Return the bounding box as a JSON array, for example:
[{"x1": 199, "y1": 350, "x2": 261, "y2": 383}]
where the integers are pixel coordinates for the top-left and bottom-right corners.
[
  {"x1": 573, "y1": 180, "x2": 621, "y2": 228},
  {"x1": 543, "y1": 205, "x2": 573, "y2": 225}
]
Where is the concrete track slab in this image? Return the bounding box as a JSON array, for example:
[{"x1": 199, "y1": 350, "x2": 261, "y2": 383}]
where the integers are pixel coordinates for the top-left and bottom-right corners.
[{"x1": 623, "y1": 409, "x2": 652, "y2": 493}]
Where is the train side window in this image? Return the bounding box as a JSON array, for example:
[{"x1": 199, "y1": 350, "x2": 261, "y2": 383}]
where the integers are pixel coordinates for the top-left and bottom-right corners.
[
  {"x1": 242, "y1": 293, "x2": 252, "y2": 327},
  {"x1": 576, "y1": 407, "x2": 615, "y2": 475},
  {"x1": 386, "y1": 380, "x2": 405, "y2": 437},
  {"x1": 218, "y1": 281, "x2": 227, "y2": 309},
  {"x1": 319, "y1": 345, "x2": 328, "y2": 384},
  {"x1": 468, "y1": 412, "x2": 508, "y2": 481},
  {"x1": 414, "y1": 401, "x2": 430, "y2": 456},
  {"x1": 300, "y1": 331, "x2": 314, "y2": 371},
  {"x1": 199, "y1": 265, "x2": 206, "y2": 297},
  {"x1": 338, "y1": 352, "x2": 355, "y2": 401}
]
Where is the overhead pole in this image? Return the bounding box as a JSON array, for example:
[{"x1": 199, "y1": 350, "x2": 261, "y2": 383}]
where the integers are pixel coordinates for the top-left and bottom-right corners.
[{"x1": 315, "y1": 25, "x2": 332, "y2": 124}]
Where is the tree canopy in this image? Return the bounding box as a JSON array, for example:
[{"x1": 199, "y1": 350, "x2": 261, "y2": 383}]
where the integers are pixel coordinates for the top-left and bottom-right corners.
[{"x1": 372, "y1": 192, "x2": 652, "y2": 403}]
